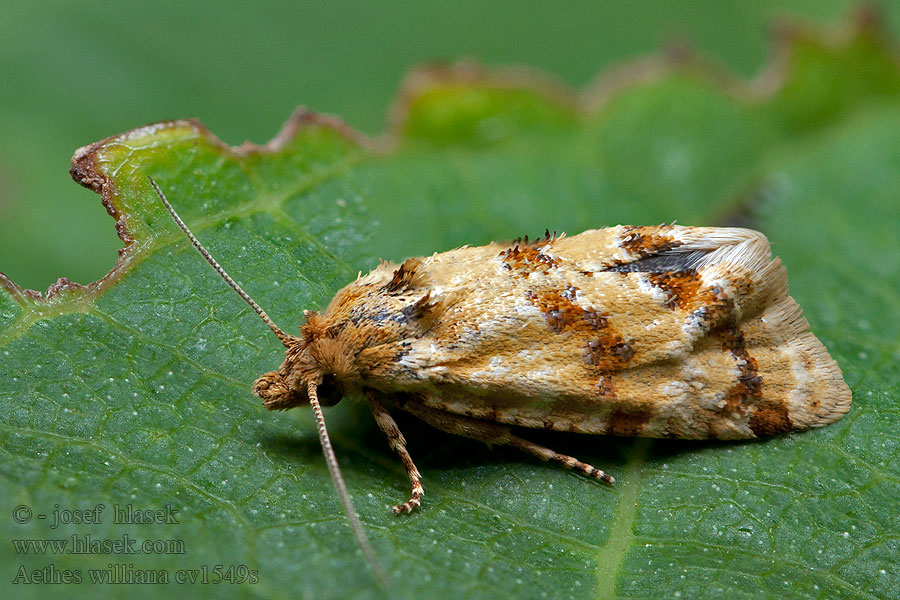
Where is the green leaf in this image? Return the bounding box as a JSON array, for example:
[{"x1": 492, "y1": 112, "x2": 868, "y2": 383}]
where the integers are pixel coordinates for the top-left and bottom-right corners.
[{"x1": 2, "y1": 15, "x2": 898, "y2": 600}]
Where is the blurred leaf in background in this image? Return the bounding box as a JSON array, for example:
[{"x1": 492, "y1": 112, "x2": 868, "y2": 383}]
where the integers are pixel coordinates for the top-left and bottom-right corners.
[
  {"x1": 2, "y1": 1, "x2": 899, "y2": 289},
  {"x1": 2, "y1": 3, "x2": 899, "y2": 600}
]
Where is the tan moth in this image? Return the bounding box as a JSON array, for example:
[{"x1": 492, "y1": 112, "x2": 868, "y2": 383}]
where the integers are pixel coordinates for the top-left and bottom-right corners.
[{"x1": 148, "y1": 177, "x2": 850, "y2": 575}]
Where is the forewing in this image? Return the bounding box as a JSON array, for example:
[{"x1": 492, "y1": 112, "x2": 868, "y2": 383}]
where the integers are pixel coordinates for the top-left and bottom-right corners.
[{"x1": 365, "y1": 226, "x2": 850, "y2": 440}]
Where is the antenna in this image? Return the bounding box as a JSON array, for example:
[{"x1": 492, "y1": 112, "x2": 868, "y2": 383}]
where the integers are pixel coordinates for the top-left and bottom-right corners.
[
  {"x1": 148, "y1": 176, "x2": 294, "y2": 347},
  {"x1": 308, "y1": 381, "x2": 389, "y2": 587},
  {"x1": 150, "y1": 176, "x2": 388, "y2": 586}
]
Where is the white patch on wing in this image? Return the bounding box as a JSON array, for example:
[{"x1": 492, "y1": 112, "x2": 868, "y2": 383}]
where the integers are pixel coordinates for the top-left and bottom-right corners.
[
  {"x1": 782, "y1": 343, "x2": 815, "y2": 424},
  {"x1": 514, "y1": 302, "x2": 542, "y2": 318},
  {"x1": 636, "y1": 273, "x2": 670, "y2": 306},
  {"x1": 662, "y1": 380, "x2": 690, "y2": 398},
  {"x1": 680, "y1": 358, "x2": 707, "y2": 391},
  {"x1": 664, "y1": 340, "x2": 690, "y2": 360},
  {"x1": 526, "y1": 367, "x2": 554, "y2": 379},
  {"x1": 645, "y1": 318, "x2": 663, "y2": 331}
]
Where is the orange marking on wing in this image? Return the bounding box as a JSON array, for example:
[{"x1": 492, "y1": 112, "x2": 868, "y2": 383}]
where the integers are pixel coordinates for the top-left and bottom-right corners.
[
  {"x1": 717, "y1": 320, "x2": 792, "y2": 436},
  {"x1": 748, "y1": 402, "x2": 792, "y2": 435},
  {"x1": 619, "y1": 226, "x2": 682, "y2": 257},
  {"x1": 524, "y1": 289, "x2": 606, "y2": 334},
  {"x1": 523, "y1": 287, "x2": 636, "y2": 399},
  {"x1": 501, "y1": 245, "x2": 560, "y2": 276},
  {"x1": 647, "y1": 271, "x2": 710, "y2": 310}
]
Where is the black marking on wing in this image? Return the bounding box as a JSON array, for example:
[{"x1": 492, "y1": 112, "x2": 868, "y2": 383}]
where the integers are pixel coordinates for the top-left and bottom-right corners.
[{"x1": 602, "y1": 250, "x2": 708, "y2": 273}]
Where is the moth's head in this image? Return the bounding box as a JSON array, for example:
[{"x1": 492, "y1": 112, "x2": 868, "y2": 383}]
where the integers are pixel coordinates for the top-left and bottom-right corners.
[
  {"x1": 252, "y1": 368, "x2": 345, "y2": 409},
  {"x1": 252, "y1": 368, "x2": 308, "y2": 409},
  {"x1": 252, "y1": 311, "x2": 359, "y2": 410}
]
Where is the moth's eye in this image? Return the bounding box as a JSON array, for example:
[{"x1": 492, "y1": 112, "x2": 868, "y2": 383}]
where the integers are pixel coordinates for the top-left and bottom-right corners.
[{"x1": 317, "y1": 375, "x2": 344, "y2": 407}]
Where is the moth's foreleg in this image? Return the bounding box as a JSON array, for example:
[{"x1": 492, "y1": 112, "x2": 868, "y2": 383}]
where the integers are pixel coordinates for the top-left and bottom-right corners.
[
  {"x1": 366, "y1": 391, "x2": 424, "y2": 515},
  {"x1": 399, "y1": 400, "x2": 615, "y2": 484}
]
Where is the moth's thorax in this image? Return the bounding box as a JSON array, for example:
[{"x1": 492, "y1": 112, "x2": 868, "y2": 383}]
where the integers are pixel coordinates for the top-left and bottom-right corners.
[
  {"x1": 252, "y1": 269, "x2": 435, "y2": 405},
  {"x1": 302, "y1": 259, "x2": 440, "y2": 382}
]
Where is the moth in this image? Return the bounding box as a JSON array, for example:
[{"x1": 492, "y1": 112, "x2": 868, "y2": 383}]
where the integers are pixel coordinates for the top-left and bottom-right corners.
[{"x1": 149, "y1": 177, "x2": 850, "y2": 574}]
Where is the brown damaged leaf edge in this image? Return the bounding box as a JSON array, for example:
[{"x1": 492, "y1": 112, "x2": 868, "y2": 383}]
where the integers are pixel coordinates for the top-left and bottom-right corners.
[
  {"x1": 1, "y1": 6, "x2": 892, "y2": 311},
  {"x1": 0, "y1": 273, "x2": 87, "y2": 306},
  {"x1": 0, "y1": 111, "x2": 377, "y2": 313}
]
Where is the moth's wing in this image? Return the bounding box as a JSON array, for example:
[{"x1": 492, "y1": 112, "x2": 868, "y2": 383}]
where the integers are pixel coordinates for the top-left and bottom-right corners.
[{"x1": 362, "y1": 227, "x2": 850, "y2": 440}]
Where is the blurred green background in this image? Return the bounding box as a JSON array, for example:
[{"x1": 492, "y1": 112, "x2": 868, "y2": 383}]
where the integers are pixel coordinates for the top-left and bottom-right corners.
[{"x1": 1, "y1": 0, "x2": 899, "y2": 291}]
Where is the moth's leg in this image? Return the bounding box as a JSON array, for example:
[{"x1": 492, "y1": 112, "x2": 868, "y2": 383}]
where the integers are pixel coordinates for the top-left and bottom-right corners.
[
  {"x1": 399, "y1": 400, "x2": 615, "y2": 484},
  {"x1": 365, "y1": 391, "x2": 424, "y2": 515},
  {"x1": 505, "y1": 434, "x2": 615, "y2": 484}
]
